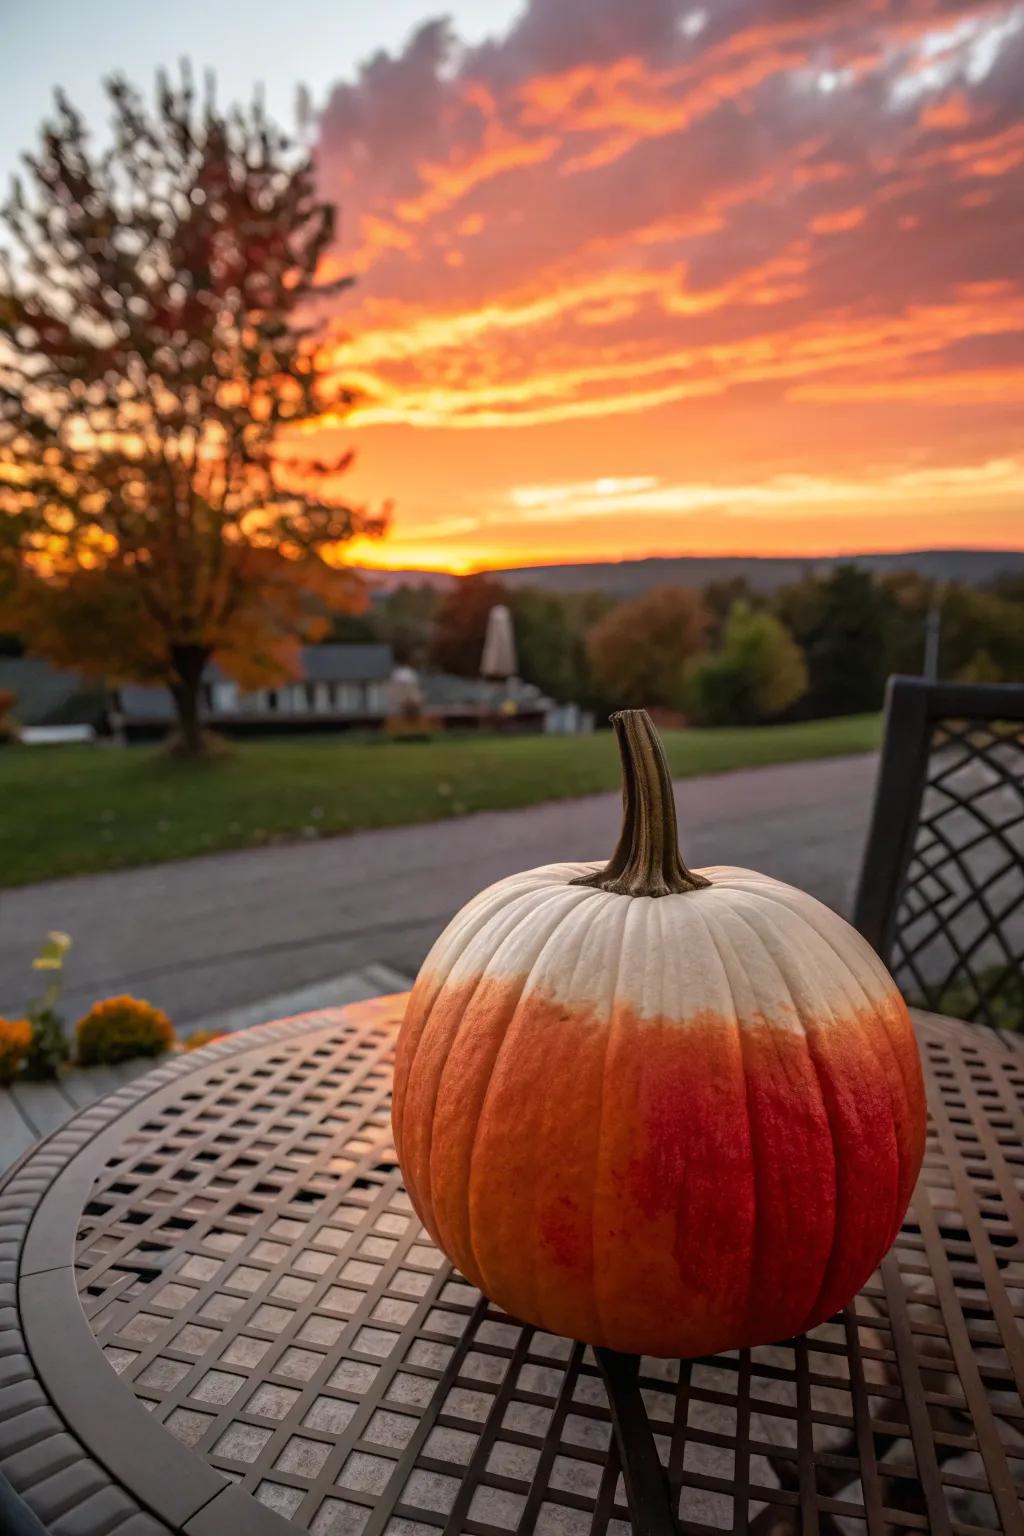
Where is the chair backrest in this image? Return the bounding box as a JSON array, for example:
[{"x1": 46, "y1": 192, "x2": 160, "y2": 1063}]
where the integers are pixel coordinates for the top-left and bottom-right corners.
[{"x1": 853, "y1": 676, "x2": 1024, "y2": 1031}]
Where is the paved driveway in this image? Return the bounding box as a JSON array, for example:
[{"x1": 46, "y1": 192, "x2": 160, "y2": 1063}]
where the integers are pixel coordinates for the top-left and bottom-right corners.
[{"x1": 0, "y1": 752, "x2": 879, "y2": 1026}]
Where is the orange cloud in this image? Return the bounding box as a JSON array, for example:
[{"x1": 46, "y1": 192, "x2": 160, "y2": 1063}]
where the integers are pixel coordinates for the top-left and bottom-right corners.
[
  {"x1": 312, "y1": 0, "x2": 1024, "y2": 568},
  {"x1": 809, "y1": 207, "x2": 866, "y2": 234},
  {"x1": 920, "y1": 91, "x2": 972, "y2": 130}
]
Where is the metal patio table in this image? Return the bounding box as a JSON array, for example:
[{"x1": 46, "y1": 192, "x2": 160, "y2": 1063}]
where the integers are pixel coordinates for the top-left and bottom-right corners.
[{"x1": 1, "y1": 994, "x2": 1022, "y2": 1536}]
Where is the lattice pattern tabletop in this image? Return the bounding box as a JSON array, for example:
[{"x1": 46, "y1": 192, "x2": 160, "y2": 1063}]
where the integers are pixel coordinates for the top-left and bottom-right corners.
[{"x1": 2, "y1": 995, "x2": 1022, "y2": 1536}]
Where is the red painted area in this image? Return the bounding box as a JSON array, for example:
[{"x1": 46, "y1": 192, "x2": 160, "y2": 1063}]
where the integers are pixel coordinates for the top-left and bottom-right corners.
[
  {"x1": 539, "y1": 1192, "x2": 590, "y2": 1272},
  {"x1": 393, "y1": 968, "x2": 926, "y2": 1357}
]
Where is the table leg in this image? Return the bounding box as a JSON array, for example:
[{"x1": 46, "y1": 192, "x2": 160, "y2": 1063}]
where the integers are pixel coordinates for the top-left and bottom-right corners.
[{"x1": 594, "y1": 1347, "x2": 678, "y2": 1536}]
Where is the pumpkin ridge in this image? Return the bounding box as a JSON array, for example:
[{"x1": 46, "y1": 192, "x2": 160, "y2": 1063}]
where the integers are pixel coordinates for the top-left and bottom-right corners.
[
  {"x1": 791, "y1": 898, "x2": 919, "y2": 1094},
  {"x1": 758, "y1": 889, "x2": 923, "y2": 1237},
  {"x1": 729, "y1": 895, "x2": 908, "y2": 1331},
  {"x1": 857, "y1": 994, "x2": 925, "y2": 1243},
  {"x1": 706, "y1": 877, "x2": 896, "y2": 1007},
  {"x1": 712, "y1": 898, "x2": 850, "y2": 1340},
  {"x1": 396, "y1": 926, "x2": 503, "y2": 1209},
  {"x1": 686, "y1": 894, "x2": 762, "y2": 1343},
  {"x1": 805, "y1": 1004, "x2": 906, "y2": 1326},
  {"x1": 588, "y1": 884, "x2": 637, "y2": 1345},
  {"x1": 404, "y1": 970, "x2": 483, "y2": 1233},
  {"x1": 758, "y1": 909, "x2": 859, "y2": 1333},
  {"x1": 725, "y1": 901, "x2": 841, "y2": 1323},
  {"x1": 794, "y1": 917, "x2": 912, "y2": 1253},
  {"x1": 420, "y1": 877, "x2": 554, "y2": 989},
  {"x1": 396, "y1": 896, "x2": 502, "y2": 1137},
  {"x1": 404, "y1": 879, "x2": 598, "y2": 1253},
  {"x1": 430, "y1": 884, "x2": 589, "y2": 1274},
  {"x1": 395, "y1": 966, "x2": 458, "y2": 1151},
  {"x1": 438, "y1": 881, "x2": 598, "y2": 999},
  {"x1": 404, "y1": 885, "x2": 574, "y2": 1249},
  {"x1": 849, "y1": 1009, "x2": 913, "y2": 1259},
  {"x1": 462, "y1": 890, "x2": 619, "y2": 1318}
]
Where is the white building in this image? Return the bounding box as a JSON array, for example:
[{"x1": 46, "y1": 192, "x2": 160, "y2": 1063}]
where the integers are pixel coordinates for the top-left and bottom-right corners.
[{"x1": 119, "y1": 645, "x2": 395, "y2": 736}]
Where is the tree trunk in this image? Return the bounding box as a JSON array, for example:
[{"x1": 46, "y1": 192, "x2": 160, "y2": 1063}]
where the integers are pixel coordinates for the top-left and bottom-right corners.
[{"x1": 168, "y1": 644, "x2": 211, "y2": 757}]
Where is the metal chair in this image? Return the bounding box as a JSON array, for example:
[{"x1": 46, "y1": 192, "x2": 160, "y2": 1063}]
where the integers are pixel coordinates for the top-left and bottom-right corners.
[{"x1": 853, "y1": 676, "x2": 1024, "y2": 1032}]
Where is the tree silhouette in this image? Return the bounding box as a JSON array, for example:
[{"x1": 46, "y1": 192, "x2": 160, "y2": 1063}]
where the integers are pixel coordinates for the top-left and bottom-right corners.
[
  {"x1": 0, "y1": 68, "x2": 385, "y2": 752},
  {"x1": 776, "y1": 566, "x2": 886, "y2": 717}
]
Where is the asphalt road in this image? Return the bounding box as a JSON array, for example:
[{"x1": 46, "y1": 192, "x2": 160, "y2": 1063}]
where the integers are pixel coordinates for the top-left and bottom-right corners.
[{"x1": 0, "y1": 752, "x2": 879, "y2": 1027}]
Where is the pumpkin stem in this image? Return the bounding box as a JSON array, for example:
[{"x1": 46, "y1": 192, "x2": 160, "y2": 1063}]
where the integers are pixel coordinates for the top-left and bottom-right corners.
[{"x1": 571, "y1": 709, "x2": 710, "y2": 898}]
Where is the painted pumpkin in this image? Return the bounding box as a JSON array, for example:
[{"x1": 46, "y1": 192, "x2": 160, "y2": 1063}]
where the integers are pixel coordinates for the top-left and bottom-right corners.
[{"x1": 393, "y1": 710, "x2": 926, "y2": 1358}]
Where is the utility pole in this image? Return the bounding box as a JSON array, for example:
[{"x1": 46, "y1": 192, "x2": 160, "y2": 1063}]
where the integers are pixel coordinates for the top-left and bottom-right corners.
[{"x1": 923, "y1": 588, "x2": 943, "y2": 681}]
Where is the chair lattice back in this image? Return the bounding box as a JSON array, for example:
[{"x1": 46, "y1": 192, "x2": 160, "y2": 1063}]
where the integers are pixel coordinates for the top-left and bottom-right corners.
[{"x1": 853, "y1": 677, "x2": 1024, "y2": 1032}]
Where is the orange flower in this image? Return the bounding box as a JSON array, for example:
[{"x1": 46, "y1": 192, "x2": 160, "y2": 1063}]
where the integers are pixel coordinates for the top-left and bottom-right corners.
[{"x1": 0, "y1": 1018, "x2": 32, "y2": 1085}]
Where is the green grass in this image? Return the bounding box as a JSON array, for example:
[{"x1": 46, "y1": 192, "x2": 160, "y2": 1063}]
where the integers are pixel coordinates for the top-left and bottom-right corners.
[{"x1": 0, "y1": 713, "x2": 881, "y2": 888}]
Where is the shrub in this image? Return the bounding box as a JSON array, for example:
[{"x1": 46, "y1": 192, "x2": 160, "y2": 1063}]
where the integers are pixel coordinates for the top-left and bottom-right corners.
[
  {"x1": 76, "y1": 996, "x2": 175, "y2": 1065},
  {"x1": 0, "y1": 1018, "x2": 32, "y2": 1084},
  {"x1": 687, "y1": 603, "x2": 808, "y2": 726}
]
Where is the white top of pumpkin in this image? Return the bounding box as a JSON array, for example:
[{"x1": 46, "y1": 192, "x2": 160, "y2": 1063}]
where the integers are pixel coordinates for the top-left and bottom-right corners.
[{"x1": 418, "y1": 863, "x2": 899, "y2": 1031}]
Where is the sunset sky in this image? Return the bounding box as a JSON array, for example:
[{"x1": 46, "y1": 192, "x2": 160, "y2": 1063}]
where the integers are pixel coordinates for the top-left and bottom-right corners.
[{"x1": 5, "y1": 0, "x2": 1024, "y2": 571}]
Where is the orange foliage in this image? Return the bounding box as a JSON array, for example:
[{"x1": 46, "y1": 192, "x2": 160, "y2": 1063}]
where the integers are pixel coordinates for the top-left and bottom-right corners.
[
  {"x1": 0, "y1": 1018, "x2": 32, "y2": 1085},
  {"x1": 75, "y1": 996, "x2": 175, "y2": 1066},
  {"x1": 585, "y1": 586, "x2": 708, "y2": 710}
]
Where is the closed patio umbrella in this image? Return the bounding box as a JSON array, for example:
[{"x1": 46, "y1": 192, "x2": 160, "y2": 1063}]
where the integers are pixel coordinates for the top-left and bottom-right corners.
[{"x1": 480, "y1": 604, "x2": 518, "y2": 680}]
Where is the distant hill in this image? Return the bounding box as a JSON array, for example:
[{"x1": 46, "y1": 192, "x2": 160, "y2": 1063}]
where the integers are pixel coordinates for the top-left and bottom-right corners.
[{"x1": 363, "y1": 549, "x2": 1024, "y2": 598}]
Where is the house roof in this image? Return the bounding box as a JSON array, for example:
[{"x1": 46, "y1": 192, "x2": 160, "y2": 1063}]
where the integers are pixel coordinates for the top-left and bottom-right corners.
[
  {"x1": 0, "y1": 657, "x2": 95, "y2": 726},
  {"x1": 299, "y1": 645, "x2": 394, "y2": 683},
  {"x1": 202, "y1": 645, "x2": 394, "y2": 686},
  {"x1": 118, "y1": 644, "x2": 396, "y2": 719}
]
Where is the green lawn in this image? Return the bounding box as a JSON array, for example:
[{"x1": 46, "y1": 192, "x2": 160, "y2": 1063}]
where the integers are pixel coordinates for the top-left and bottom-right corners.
[{"x1": 0, "y1": 713, "x2": 881, "y2": 888}]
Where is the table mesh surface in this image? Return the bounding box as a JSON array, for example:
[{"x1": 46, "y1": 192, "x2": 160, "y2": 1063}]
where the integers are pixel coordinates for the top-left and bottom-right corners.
[{"x1": 74, "y1": 1002, "x2": 1024, "y2": 1535}]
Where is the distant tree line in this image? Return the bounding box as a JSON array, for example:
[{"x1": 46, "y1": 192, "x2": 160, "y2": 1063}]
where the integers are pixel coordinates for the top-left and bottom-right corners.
[{"x1": 333, "y1": 565, "x2": 1024, "y2": 726}]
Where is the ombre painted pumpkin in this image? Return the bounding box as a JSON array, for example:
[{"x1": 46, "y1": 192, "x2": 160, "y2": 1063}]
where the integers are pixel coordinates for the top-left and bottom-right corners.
[{"x1": 393, "y1": 711, "x2": 926, "y2": 1358}]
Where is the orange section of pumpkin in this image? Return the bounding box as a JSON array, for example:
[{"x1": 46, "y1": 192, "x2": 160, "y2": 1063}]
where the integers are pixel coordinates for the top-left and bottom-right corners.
[{"x1": 393, "y1": 972, "x2": 926, "y2": 1358}]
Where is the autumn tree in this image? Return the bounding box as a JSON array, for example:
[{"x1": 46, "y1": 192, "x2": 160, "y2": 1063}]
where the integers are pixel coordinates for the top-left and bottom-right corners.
[
  {"x1": 585, "y1": 586, "x2": 707, "y2": 711},
  {"x1": 0, "y1": 70, "x2": 384, "y2": 753},
  {"x1": 429, "y1": 574, "x2": 509, "y2": 677},
  {"x1": 686, "y1": 602, "x2": 807, "y2": 725}
]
